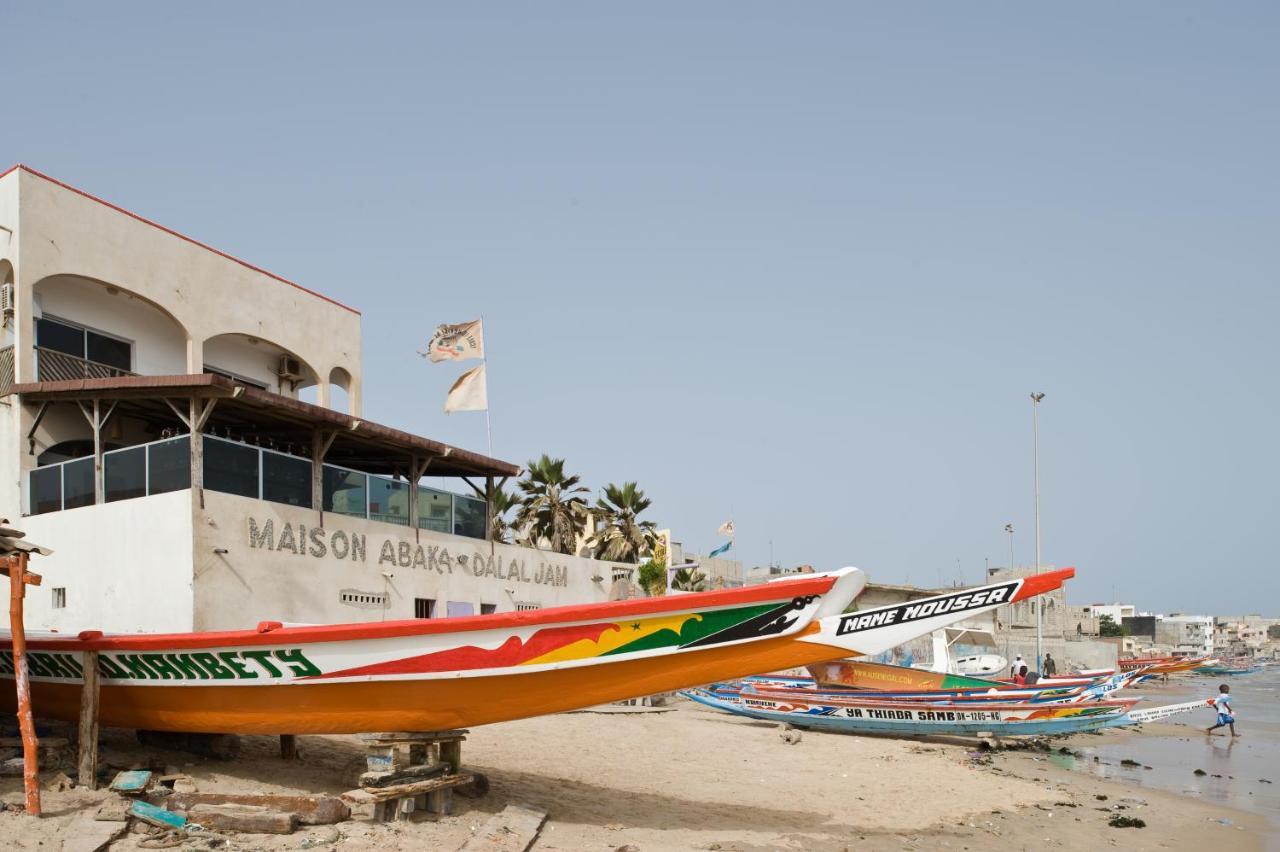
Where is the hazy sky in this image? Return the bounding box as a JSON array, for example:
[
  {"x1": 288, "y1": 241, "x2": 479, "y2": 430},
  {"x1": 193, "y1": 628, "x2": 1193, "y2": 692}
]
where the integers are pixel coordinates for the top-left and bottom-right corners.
[{"x1": 6, "y1": 4, "x2": 1277, "y2": 614}]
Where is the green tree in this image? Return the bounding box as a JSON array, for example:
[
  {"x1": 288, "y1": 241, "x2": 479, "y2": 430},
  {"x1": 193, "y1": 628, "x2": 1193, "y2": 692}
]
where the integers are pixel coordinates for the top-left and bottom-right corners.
[
  {"x1": 513, "y1": 455, "x2": 590, "y2": 555},
  {"x1": 590, "y1": 481, "x2": 658, "y2": 564},
  {"x1": 637, "y1": 559, "x2": 667, "y2": 596},
  {"x1": 671, "y1": 566, "x2": 708, "y2": 592},
  {"x1": 1098, "y1": 614, "x2": 1128, "y2": 637},
  {"x1": 487, "y1": 487, "x2": 520, "y2": 544}
]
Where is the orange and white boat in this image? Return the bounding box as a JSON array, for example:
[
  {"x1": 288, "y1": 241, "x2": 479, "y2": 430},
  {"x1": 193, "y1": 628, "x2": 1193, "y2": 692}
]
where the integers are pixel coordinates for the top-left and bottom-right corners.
[
  {"x1": 1119, "y1": 655, "x2": 1210, "y2": 675},
  {"x1": 2, "y1": 567, "x2": 1074, "y2": 735}
]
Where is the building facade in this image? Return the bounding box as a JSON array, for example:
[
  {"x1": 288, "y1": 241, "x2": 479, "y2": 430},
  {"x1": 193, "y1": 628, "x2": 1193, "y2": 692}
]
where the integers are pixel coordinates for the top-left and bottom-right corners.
[{"x1": 1, "y1": 165, "x2": 631, "y2": 633}]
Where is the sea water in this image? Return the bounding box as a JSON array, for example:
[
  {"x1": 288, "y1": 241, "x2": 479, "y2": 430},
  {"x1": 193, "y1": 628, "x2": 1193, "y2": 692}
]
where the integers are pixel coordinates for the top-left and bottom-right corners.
[{"x1": 1056, "y1": 667, "x2": 1279, "y2": 836}]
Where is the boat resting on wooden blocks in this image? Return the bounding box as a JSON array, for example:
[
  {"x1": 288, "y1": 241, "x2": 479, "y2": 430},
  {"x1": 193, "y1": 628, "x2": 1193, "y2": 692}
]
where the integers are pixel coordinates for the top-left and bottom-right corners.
[{"x1": 0, "y1": 566, "x2": 1074, "y2": 735}]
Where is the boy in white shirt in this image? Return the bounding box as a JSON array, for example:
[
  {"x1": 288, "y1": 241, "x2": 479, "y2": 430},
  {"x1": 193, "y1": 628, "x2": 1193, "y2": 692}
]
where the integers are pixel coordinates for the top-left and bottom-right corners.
[{"x1": 1205, "y1": 684, "x2": 1239, "y2": 738}]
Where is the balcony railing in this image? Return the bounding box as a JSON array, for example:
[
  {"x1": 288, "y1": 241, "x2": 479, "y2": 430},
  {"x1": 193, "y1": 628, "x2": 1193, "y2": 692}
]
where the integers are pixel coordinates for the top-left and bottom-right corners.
[
  {"x1": 27, "y1": 433, "x2": 488, "y2": 540},
  {"x1": 36, "y1": 347, "x2": 136, "y2": 382},
  {"x1": 0, "y1": 345, "x2": 13, "y2": 396}
]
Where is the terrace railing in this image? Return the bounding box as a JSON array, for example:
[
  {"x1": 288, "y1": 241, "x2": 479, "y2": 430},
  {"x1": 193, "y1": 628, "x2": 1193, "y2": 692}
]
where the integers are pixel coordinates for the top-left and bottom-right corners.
[
  {"x1": 35, "y1": 346, "x2": 136, "y2": 382},
  {"x1": 0, "y1": 345, "x2": 13, "y2": 396}
]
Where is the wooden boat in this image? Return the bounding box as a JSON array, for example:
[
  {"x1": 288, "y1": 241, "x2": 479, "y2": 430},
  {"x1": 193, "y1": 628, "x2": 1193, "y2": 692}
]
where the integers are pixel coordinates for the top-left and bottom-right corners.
[
  {"x1": 1120, "y1": 656, "x2": 1209, "y2": 675},
  {"x1": 810, "y1": 660, "x2": 1097, "y2": 692},
  {"x1": 684, "y1": 686, "x2": 1205, "y2": 737},
  {"x1": 0, "y1": 567, "x2": 1074, "y2": 735}
]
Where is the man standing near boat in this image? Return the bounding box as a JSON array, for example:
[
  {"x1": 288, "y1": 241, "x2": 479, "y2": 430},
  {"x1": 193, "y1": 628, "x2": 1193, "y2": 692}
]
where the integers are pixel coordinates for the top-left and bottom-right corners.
[{"x1": 1042, "y1": 653, "x2": 1057, "y2": 677}]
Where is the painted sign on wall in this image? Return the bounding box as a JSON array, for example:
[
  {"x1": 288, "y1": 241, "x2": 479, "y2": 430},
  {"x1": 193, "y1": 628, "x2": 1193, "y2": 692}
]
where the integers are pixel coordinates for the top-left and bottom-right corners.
[{"x1": 245, "y1": 517, "x2": 570, "y2": 587}]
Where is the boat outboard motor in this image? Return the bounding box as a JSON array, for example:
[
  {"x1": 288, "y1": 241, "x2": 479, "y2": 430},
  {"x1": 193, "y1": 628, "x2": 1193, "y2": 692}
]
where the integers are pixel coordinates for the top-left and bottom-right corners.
[{"x1": 1024, "y1": 671, "x2": 1040, "y2": 685}]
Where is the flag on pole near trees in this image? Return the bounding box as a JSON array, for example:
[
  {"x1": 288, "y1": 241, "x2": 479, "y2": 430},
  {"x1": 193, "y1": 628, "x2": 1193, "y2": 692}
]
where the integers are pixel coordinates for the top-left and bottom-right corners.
[
  {"x1": 425, "y1": 319, "x2": 485, "y2": 362},
  {"x1": 708, "y1": 520, "x2": 735, "y2": 558},
  {"x1": 444, "y1": 364, "x2": 488, "y2": 413}
]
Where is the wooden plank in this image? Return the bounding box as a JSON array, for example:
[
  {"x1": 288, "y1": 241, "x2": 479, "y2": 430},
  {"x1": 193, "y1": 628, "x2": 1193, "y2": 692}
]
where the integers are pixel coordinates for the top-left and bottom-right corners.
[
  {"x1": 458, "y1": 803, "x2": 548, "y2": 852},
  {"x1": 359, "y1": 729, "x2": 468, "y2": 742},
  {"x1": 78, "y1": 650, "x2": 100, "y2": 789},
  {"x1": 109, "y1": 769, "x2": 152, "y2": 794},
  {"x1": 359, "y1": 762, "x2": 447, "y2": 788},
  {"x1": 187, "y1": 803, "x2": 297, "y2": 835},
  {"x1": 130, "y1": 800, "x2": 187, "y2": 830},
  {"x1": 341, "y1": 772, "x2": 474, "y2": 805},
  {"x1": 166, "y1": 792, "x2": 349, "y2": 825}
]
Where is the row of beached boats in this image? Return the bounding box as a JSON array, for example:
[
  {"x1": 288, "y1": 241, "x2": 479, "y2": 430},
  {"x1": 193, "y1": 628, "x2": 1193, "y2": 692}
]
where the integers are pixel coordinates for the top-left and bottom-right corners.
[
  {"x1": 1119, "y1": 655, "x2": 1265, "y2": 677},
  {"x1": 681, "y1": 656, "x2": 1210, "y2": 738}
]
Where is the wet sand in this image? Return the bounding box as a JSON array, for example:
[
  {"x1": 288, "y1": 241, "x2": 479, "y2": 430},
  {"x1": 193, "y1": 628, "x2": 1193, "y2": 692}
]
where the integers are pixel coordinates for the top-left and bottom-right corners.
[{"x1": 1, "y1": 697, "x2": 1270, "y2": 850}]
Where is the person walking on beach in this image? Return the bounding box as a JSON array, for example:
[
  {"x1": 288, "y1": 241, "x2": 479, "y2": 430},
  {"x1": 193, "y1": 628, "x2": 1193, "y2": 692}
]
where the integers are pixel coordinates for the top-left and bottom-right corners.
[
  {"x1": 1205, "y1": 684, "x2": 1239, "y2": 738},
  {"x1": 1042, "y1": 654, "x2": 1057, "y2": 677}
]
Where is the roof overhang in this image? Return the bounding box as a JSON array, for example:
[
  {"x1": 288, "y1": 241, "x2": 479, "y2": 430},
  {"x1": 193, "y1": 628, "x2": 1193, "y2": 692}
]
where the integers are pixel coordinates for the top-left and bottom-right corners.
[{"x1": 11, "y1": 374, "x2": 520, "y2": 479}]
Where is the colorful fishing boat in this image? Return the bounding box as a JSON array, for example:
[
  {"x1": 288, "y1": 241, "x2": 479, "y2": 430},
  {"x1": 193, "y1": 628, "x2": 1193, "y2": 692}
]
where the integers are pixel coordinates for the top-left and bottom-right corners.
[
  {"x1": 684, "y1": 685, "x2": 1204, "y2": 737},
  {"x1": 809, "y1": 659, "x2": 1098, "y2": 692},
  {"x1": 0, "y1": 567, "x2": 1075, "y2": 735}
]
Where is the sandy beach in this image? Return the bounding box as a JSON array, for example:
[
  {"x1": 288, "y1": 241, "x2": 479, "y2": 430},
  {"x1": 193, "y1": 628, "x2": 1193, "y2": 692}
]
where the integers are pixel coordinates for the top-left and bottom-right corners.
[{"x1": 1, "y1": 697, "x2": 1269, "y2": 851}]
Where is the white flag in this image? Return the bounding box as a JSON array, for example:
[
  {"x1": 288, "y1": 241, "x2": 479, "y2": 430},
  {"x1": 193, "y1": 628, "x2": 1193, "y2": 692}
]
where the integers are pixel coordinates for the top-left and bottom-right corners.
[
  {"x1": 717, "y1": 520, "x2": 735, "y2": 538},
  {"x1": 426, "y1": 319, "x2": 485, "y2": 363},
  {"x1": 444, "y1": 365, "x2": 488, "y2": 413}
]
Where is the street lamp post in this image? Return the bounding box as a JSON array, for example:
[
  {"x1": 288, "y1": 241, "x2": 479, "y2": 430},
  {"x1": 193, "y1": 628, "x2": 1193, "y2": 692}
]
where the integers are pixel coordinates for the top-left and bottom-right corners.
[{"x1": 1031, "y1": 392, "x2": 1045, "y2": 672}]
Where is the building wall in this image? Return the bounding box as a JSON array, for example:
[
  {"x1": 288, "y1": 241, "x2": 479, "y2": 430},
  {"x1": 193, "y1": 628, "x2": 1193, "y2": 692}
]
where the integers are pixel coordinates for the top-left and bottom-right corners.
[
  {"x1": 18, "y1": 489, "x2": 196, "y2": 633},
  {"x1": 3, "y1": 167, "x2": 362, "y2": 406},
  {"x1": 192, "y1": 490, "x2": 623, "y2": 630}
]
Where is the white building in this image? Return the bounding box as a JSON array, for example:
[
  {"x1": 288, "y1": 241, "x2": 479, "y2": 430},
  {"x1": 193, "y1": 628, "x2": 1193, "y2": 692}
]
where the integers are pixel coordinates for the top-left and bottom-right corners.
[
  {"x1": 1080, "y1": 603, "x2": 1136, "y2": 625},
  {"x1": 1157, "y1": 614, "x2": 1215, "y2": 655},
  {"x1": 0, "y1": 165, "x2": 632, "y2": 634}
]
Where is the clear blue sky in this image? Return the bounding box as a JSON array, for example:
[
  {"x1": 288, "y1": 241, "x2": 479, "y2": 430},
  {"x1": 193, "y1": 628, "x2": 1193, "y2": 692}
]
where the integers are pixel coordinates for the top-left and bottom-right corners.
[{"x1": 7, "y1": 4, "x2": 1277, "y2": 614}]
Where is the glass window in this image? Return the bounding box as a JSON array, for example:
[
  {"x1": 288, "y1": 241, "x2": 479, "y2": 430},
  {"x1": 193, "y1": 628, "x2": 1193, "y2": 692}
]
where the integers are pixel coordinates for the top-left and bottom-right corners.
[
  {"x1": 263, "y1": 451, "x2": 311, "y2": 508},
  {"x1": 204, "y1": 438, "x2": 260, "y2": 498},
  {"x1": 417, "y1": 487, "x2": 452, "y2": 532},
  {"x1": 30, "y1": 466, "x2": 62, "y2": 514},
  {"x1": 86, "y1": 331, "x2": 132, "y2": 371},
  {"x1": 369, "y1": 476, "x2": 409, "y2": 526},
  {"x1": 148, "y1": 436, "x2": 191, "y2": 495},
  {"x1": 323, "y1": 466, "x2": 367, "y2": 518},
  {"x1": 62, "y1": 457, "x2": 95, "y2": 509},
  {"x1": 36, "y1": 317, "x2": 85, "y2": 357},
  {"x1": 104, "y1": 446, "x2": 146, "y2": 502},
  {"x1": 453, "y1": 495, "x2": 486, "y2": 539}
]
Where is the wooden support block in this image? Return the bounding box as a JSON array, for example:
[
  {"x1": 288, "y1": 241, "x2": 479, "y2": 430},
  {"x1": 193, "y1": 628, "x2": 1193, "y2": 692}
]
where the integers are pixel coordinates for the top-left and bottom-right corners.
[
  {"x1": 187, "y1": 803, "x2": 298, "y2": 835},
  {"x1": 166, "y1": 792, "x2": 350, "y2": 825},
  {"x1": 342, "y1": 772, "x2": 474, "y2": 805},
  {"x1": 359, "y1": 762, "x2": 447, "y2": 788},
  {"x1": 359, "y1": 729, "x2": 468, "y2": 742},
  {"x1": 458, "y1": 803, "x2": 548, "y2": 852},
  {"x1": 440, "y1": 739, "x2": 462, "y2": 772},
  {"x1": 78, "y1": 650, "x2": 100, "y2": 789},
  {"x1": 280, "y1": 734, "x2": 297, "y2": 760},
  {"x1": 365, "y1": 744, "x2": 400, "y2": 774},
  {"x1": 426, "y1": 786, "x2": 452, "y2": 815}
]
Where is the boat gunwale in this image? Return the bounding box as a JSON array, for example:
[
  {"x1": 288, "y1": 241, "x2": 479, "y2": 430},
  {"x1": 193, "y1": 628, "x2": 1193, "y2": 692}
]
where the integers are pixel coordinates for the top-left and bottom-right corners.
[{"x1": 9, "y1": 572, "x2": 840, "y2": 652}]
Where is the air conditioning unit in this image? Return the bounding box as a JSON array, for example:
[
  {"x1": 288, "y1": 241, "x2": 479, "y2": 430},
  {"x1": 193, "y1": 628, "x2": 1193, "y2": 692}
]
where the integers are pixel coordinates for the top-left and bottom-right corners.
[
  {"x1": 277, "y1": 355, "x2": 303, "y2": 381},
  {"x1": 0, "y1": 282, "x2": 13, "y2": 318}
]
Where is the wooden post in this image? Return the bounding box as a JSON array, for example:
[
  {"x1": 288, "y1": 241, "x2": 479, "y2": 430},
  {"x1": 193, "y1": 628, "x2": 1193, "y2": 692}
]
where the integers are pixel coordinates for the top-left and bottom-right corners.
[
  {"x1": 6, "y1": 552, "x2": 43, "y2": 816},
  {"x1": 280, "y1": 734, "x2": 297, "y2": 760},
  {"x1": 78, "y1": 650, "x2": 100, "y2": 789}
]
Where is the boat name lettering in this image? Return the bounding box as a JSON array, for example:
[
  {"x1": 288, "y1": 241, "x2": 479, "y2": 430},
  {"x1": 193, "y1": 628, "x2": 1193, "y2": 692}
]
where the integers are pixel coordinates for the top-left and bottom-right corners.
[
  {"x1": 245, "y1": 518, "x2": 567, "y2": 586},
  {"x1": 834, "y1": 582, "x2": 1019, "y2": 636},
  {"x1": 0, "y1": 648, "x2": 322, "y2": 682}
]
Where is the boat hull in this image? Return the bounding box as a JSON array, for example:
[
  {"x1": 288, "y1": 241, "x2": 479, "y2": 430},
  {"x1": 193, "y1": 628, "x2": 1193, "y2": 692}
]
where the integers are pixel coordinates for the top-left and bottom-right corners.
[{"x1": 2, "y1": 567, "x2": 1077, "y2": 735}]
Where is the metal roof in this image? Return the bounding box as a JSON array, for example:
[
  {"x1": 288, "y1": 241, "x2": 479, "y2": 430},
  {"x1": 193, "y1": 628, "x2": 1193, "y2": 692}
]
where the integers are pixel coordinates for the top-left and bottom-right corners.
[{"x1": 10, "y1": 374, "x2": 520, "y2": 479}]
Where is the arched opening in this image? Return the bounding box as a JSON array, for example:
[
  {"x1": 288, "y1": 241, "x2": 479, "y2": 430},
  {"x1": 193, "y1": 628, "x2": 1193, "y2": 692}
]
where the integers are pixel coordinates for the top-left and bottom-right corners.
[
  {"x1": 31, "y1": 274, "x2": 190, "y2": 378},
  {"x1": 328, "y1": 366, "x2": 354, "y2": 413},
  {"x1": 203, "y1": 332, "x2": 318, "y2": 398}
]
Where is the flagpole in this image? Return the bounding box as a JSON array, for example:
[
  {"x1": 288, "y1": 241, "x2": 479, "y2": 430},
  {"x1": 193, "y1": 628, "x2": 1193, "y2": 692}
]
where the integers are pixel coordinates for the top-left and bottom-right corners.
[{"x1": 481, "y1": 314, "x2": 493, "y2": 458}]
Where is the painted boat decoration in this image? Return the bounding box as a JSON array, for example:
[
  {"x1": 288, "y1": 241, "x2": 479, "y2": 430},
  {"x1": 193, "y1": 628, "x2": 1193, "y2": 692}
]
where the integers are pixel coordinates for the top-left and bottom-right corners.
[
  {"x1": 709, "y1": 680, "x2": 1093, "y2": 705},
  {"x1": 1119, "y1": 656, "x2": 1210, "y2": 675},
  {"x1": 0, "y1": 567, "x2": 1075, "y2": 735},
  {"x1": 684, "y1": 686, "x2": 1205, "y2": 737}
]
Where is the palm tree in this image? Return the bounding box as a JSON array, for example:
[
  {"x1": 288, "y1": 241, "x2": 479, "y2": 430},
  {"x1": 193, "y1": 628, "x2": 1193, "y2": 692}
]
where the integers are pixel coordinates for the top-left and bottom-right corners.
[
  {"x1": 513, "y1": 455, "x2": 590, "y2": 555},
  {"x1": 671, "y1": 566, "x2": 707, "y2": 592},
  {"x1": 488, "y1": 487, "x2": 520, "y2": 544},
  {"x1": 590, "y1": 482, "x2": 658, "y2": 564}
]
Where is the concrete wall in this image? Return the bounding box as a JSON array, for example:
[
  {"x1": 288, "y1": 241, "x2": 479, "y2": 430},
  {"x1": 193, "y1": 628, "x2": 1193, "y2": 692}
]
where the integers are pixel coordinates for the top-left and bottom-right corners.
[
  {"x1": 192, "y1": 490, "x2": 625, "y2": 630},
  {"x1": 18, "y1": 489, "x2": 195, "y2": 633}
]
